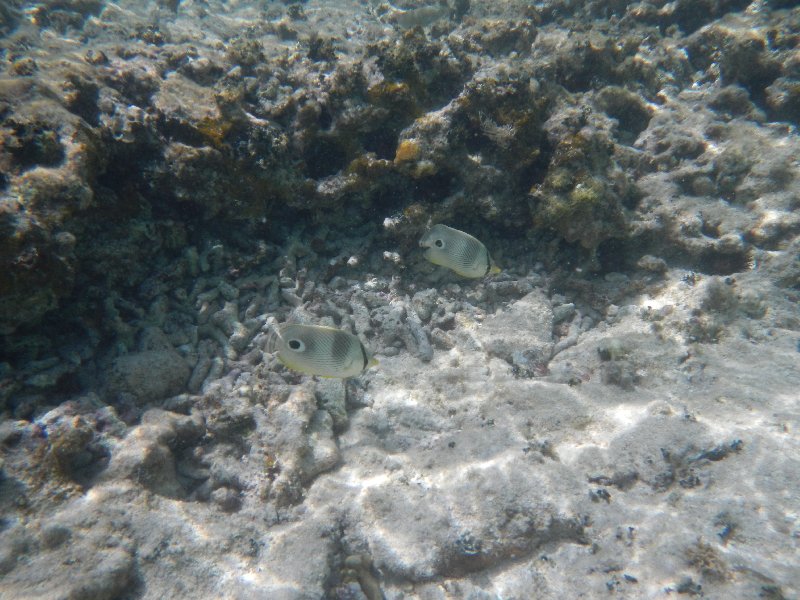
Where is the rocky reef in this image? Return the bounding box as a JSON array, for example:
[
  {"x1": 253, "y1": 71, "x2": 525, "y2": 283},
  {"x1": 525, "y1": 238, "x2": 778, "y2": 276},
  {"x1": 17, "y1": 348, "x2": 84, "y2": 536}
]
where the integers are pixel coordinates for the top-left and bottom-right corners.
[{"x1": 1, "y1": 0, "x2": 799, "y2": 598}]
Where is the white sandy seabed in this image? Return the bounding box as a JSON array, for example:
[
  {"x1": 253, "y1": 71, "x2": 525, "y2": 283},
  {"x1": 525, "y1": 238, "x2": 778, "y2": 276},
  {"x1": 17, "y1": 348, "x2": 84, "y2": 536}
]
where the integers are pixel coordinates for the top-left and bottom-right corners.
[{"x1": 2, "y1": 267, "x2": 799, "y2": 600}]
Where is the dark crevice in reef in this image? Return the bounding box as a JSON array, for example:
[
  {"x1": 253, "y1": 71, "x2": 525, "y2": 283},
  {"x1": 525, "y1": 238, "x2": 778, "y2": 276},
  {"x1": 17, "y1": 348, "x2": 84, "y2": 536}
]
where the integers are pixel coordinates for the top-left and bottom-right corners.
[
  {"x1": 6, "y1": 120, "x2": 66, "y2": 168},
  {"x1": 696, "y1": 247, "x2": 753, "y2": 276},
  {"x1": 607, "y1": 229, "x2": 755, "y2": 278},
  {"x1": 670, "y1": 0, "x2": 753, "y2": 35},
  {"x1": 303, "y1": 135, "x2": 352, "y2": 179},
  {"x1": 362, "y1": 126, "x2": 401, "y2": 161},
  {"x1": 596, "y1": 238, "x2": 639, "y2": 273},
  {"x1": 411, "y1": 169, "x2": 460, "y2": 205},
  {"x1": 159, "y1": 116, "x2": 211, "y2": 148}
]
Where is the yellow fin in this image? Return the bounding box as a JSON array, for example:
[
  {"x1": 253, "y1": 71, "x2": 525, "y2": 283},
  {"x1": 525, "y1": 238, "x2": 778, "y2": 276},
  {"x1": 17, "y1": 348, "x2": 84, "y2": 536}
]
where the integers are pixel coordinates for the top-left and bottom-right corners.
[{"x1": 425, "y1": 255, "x2": 448, "y2": 268}]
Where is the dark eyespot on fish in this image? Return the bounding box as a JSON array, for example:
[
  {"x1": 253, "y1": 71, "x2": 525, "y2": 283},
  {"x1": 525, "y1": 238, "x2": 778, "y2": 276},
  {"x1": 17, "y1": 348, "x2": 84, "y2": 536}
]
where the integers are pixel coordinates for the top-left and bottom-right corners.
[
  {"x1": 419, "y1": 224, "x2": 501, "y2": 279},
  {"x1": 266, "y1": 324, "x2": 377, "y2": 378}
]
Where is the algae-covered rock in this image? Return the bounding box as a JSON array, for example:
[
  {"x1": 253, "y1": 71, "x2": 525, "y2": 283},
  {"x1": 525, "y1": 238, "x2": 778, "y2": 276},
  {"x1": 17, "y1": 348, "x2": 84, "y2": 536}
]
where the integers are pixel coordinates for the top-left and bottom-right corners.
[
  {"x1": 0, "y1": 542, "x2": 135, "y2": 600},
  {"x1": 687, "y1": 24, "x2": 782, "y2": 101},
  {"x1": 531, "y1": 132, "x2": 633, "y2": 251},
  {"x1": 26, "y1": 0, "x2": 104, "y2": 33},
  {"x1": 766, "y1": 77, "x2": 800, "y2": 125},
  {"x1": 101, "y1": 408, "x2": 204, "y2": 497},
  {"x1": 595, "y1": 85, "x2": 653, "y2": 144},
  {"x1": 263, "y1": 387, "x2": 340, "y2": 505},
  {"x1": 0, "y1": 104, "x2": 101, "y2": 335}
]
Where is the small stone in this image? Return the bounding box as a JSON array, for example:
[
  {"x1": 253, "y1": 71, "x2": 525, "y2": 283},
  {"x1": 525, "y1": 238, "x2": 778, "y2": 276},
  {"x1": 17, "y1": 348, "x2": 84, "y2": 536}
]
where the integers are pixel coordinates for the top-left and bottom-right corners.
[
  {"x1": 68, "y1": 547, "x2": 135, "y2": 600},
  {"x1": 10, "y1": 57, "x2": 37, "y2": 76},
  {"x1": 597, "y1": 337, "x2": 630, "y2": 361},
  {"x1": 84, "y1": 49, "x2": 108, "y2": 65},
  {"x1": 637, "y1": 255, "x2": 668, "y2": 273},
  {"x1": 0, "y1": 420, "x2": 28, "y2": 446},
  {"x1": 40, "y1": 524, "x2": 71, "y2": 549},
  {"x1": 316, "y1": 378, "x2": 348, "y2": 431},
  {"x1": 106, "y1": 349, "x2": 190, "y2": 404},
  {"x1": 553, "y1": 303, "x2": 576, "y2": 324},
  {"x1": 218, "y1": 280, "x2": 239, "y2": 301},
  {"x1": 211, "y1": 486, "x2": 242, "y2": 512}
]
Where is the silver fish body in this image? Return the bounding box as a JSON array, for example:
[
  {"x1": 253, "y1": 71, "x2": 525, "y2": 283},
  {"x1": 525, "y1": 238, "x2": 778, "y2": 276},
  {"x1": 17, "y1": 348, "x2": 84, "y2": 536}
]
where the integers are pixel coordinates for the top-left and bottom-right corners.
[
  {"x1": 419, "y1": 224, "x2": 499, "y2": 278},
  {"x1": 267, "y1": 324, "x2": 374, "y2": 378}
]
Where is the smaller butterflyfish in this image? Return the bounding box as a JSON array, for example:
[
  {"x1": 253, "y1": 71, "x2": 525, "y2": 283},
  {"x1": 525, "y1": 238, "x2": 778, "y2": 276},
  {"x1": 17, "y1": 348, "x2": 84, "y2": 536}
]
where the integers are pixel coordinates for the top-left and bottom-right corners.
[
  {"x1": 266, "y1": 323, "x2": 377, "y2": 378},
  {"x1": 419, "y1": 224, "x2": 501, "y2": 279}
]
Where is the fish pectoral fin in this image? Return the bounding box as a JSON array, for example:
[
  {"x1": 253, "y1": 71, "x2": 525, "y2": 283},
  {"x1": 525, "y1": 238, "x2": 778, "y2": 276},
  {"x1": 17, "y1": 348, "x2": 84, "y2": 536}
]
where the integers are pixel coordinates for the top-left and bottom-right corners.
[
  {"x1": 276, "y1": 356, "x2": 320, "y2": 377},
  {"x1": 425, "y1": 256, "x2": 447, "y2": 268}
]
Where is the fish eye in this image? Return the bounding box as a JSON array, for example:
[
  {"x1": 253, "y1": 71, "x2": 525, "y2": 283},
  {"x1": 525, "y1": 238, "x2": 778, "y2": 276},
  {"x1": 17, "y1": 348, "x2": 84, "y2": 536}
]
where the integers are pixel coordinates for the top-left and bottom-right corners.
[
  {"x1": 435, "y1": 239, "x2": 444, "y2": 248},
  {"x1": 287, "y1": 339, "x2": 305, "y2": 352}
]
